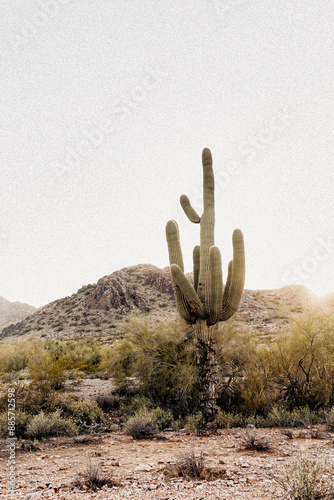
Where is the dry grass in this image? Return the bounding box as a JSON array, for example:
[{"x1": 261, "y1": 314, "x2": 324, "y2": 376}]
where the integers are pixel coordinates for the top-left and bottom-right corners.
[
  {"x1": 124, "y1": 411, "x2": 157, "y2": 440},
  {"x1": 74, "y1": 458, "x2": 121, "y2": 491},
  {"x1": 278, "y1": 450, "x2": 334, "y2": 499},
  {"x1": 240, "y1": 430, "x2": 271, "y2": 451},
  {"x1": 296, "y1": 428, "x2": 329, "y2": 440},
  {"x1": 164, "y1": 450, "x2": 222, "y2": 481}
]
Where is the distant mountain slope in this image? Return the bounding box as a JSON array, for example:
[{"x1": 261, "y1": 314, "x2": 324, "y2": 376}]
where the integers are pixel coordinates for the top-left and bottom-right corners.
[
  {"x1": 0, "y1": 265, "x2": 329, "y2": 342},
  {"x1": 0, "y1": 296, "x2": 36, "y2": 333}
]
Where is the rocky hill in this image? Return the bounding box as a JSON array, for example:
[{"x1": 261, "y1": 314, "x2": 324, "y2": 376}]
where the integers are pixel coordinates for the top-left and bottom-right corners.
[
  {"x1": 0, "y1": 264, "x2": 327, "y2": 343},
  {"x1": 0, "y1": 296, "x2": 36, "y2": 333}
]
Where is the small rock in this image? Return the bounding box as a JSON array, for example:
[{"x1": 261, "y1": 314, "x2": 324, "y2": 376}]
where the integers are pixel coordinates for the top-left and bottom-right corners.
[
  {"x1": 247, "y1": 476, "x2": 258, "y2": 484},
  {"x1": 246, "y1": 424, "x2": 255, "y2": 429},
  {"x1": 24, "y1": 494, "x2": 42, "y2": 500},
  {"x1": 134, "y1": 463, "x2": 153, "y2": 472},
  {"x1": 236, "y1": 458, "x2": 250, "y2": 467}
]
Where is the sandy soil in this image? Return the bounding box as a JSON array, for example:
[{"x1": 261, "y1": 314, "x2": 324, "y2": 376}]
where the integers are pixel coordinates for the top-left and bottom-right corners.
[{"x1": 1, "y1": 426, "x2": 333, "y2": 500}]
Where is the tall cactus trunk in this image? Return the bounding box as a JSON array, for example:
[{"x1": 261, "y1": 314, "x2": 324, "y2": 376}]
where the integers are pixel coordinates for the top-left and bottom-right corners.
[
  {"x1": 165, "y1": 148, "x2": 245, "y2": 432},
  {"x1": 195, "y1": 322, "x2": 218, "y2": 432}
]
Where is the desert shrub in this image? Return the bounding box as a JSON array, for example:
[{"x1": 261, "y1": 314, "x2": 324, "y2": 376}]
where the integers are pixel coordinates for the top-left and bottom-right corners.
[
  {"x1": 74, "y1": 458, "x2": 117, "y2": 491},
  {"x1": 270, "y1": 306, "x2": 334, "y2": 410},
  {"x1": 215, "y1": 324, "x2": 263, "y2": 413},
  {"x1": 164, "y1": 450, "x2": 219, "y2": 481},
  {"x1": 124, "y1": 410, "x2": 157, "y2": 439},
  {"x1": 0, "y1": 337, "x2": 44, "y2": 374},
  {"x1": 238, "y1": 343, "x2": 275, "y2": 414},
  {"x1": 66, "y1": 399, "x2": 104, "y2": 426},
  {"x1": 100, "y1": 319, "x2": 197, "y2": 415},
  {"x1": 0, "y1": 337, "x2": 103, "y2": 378},
  {"x1": 183, "y1": 413, "x2": 202, "y2": 434},
  {"x1": 151, "y1": 407, "x2": 173, "y2": 431},
  {"x1": 95, "y1": 393, "x2": 122, "y2": 411},
  {"x1": 0, "y1": 382, "x2": 57, "y2": 415},
  {"x1": 28, "y1": 353, "x2": 67, "y2": 391},
  {"x1": 263, "y1": 407, "x2": 318, "y2": 428},
  {"x1": 323, "y1": 407, "x2": 334, "y2": 430},
  {"x1": 216, "y1": 409, "x2": 247, "y2": 428},
  {"x1": 0, "y1": 410, "x2": 30, "y2": 438},
  {"x1": 26, "y1": 410, "x2": 78, "y2": 439},
  {"x1": 44, "y1": 337, "x2": 102, "y2": 374},
  {"x1": 121, "y1": 395, "x2": 155, "y2": 416},
  {"x1": 278, "y1": 450, "x2": 334, "y2": 499},
  {"x1": 240, "y1": 430, "x2": 271, "y2": 451}
]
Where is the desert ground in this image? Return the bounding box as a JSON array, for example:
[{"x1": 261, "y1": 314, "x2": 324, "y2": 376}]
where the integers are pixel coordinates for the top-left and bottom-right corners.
[{"x1": 1, "y1": 379, "x2": 333, "y2": 500}]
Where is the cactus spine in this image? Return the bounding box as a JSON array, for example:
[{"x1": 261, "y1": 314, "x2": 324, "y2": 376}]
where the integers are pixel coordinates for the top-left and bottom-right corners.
[
  {"x1": 165, "y1": 148, "x2": 245, "y2": 429},
  {"x1": 166, "y1": 148, "x2": 245, "y2": 341}
]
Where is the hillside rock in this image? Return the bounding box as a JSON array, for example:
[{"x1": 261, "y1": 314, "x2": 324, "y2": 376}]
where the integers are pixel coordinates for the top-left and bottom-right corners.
[
  {"x1": 86, "y1": 271, "x2": 148, "y2": 313},
  {"x1": 0, "y1": 264, "x2": 329, "y2": 343}
]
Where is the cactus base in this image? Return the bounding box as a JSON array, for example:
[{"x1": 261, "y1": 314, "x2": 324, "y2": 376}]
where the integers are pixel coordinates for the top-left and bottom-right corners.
[{"x1": 196, "y1": 338, "x2": 218, "y2": 432}]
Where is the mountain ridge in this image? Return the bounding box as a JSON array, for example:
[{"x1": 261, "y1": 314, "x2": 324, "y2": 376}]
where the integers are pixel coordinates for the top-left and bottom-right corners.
[
  {"x1": 0, "y1": 264, "x2": 331, "y2": 342},
  {"x1": 0, "y1": 296, "x2": 36, "y2": 333}
]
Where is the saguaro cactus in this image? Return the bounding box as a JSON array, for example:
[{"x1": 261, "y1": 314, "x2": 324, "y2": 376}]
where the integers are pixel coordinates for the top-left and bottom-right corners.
[{"x1": 166, "y1": 148, "x2": 245, "y2": 428}]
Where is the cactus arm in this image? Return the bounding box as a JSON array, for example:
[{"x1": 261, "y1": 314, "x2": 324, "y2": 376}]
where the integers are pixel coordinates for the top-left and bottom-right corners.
[
  {"x1": 166, "y1": 220, "x2": 185, "y2": 271},
  {"x1": 171, "y1": 264, "x2": 208, "y2": 319},
  {"x1": 180, "y1": 195, "x2": 201, "y2": 223},
  {"x1": 193, "y1": 245, "x2": 200, "y2": 292},
  {"x1": 223, "y1": 260, "x2": 233, "y2": 299},
  {"x1": 221, "y1": 229, "x2": 245, "y2": 321},
  {"x1": 166, "y1": 220, "x2": 195, "y2": 323},
  {"x1": 209, "y1": 246, "x2": 223, "y2": 325}
]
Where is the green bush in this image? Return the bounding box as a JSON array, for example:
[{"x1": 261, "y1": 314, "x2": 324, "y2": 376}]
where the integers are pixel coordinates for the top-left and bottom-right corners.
[
  {"x1": 183, "y1": 413, "x2": 202, "y2": 434},
  {"x1": 26, "y1": 410, "x2": 78, "y2": 439},
  {"x1": 121, "y1": 395, "x2": 155, "y2": 416},
  {"x1": 323, "y1": 406, "x2": 334, "y2": 429},
  {"x1": 216, "y1": 409, "x2": 246, "y2": 428},
  {"x1": 0, "y1": 336, "x2": 103, "y2": 377},
  {"x1": 100, "y1": 319, "x2": 197, "y2": 415},
  {"x1": 28, "y1": 354, "x2": 67, "y2": 391},
  {"x1": 270, "y1": 306, "x2": 334, "y2": 410},
  {"x1": 263, "y1": 407, "x2": 318, "y2": 428},
  {"x1": 66, "y1": 399, "x2": 104, "y2": 426},
  {"x1": 151, "y1": 407, "x2": 173, "y2": 431},
  {"x1": 0, "y1": 382, "x2": 57, "y2": 415}
]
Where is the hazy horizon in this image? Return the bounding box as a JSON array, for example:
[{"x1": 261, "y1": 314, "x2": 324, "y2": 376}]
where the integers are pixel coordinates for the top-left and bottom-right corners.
[{"x1": 1, "y1": 1, "x2": 333, "y2": 307}]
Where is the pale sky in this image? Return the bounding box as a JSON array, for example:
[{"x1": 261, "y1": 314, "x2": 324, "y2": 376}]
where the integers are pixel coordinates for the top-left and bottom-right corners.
[{"x1": 0, "y1": 0, "x2": 333, "y2": 307}]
